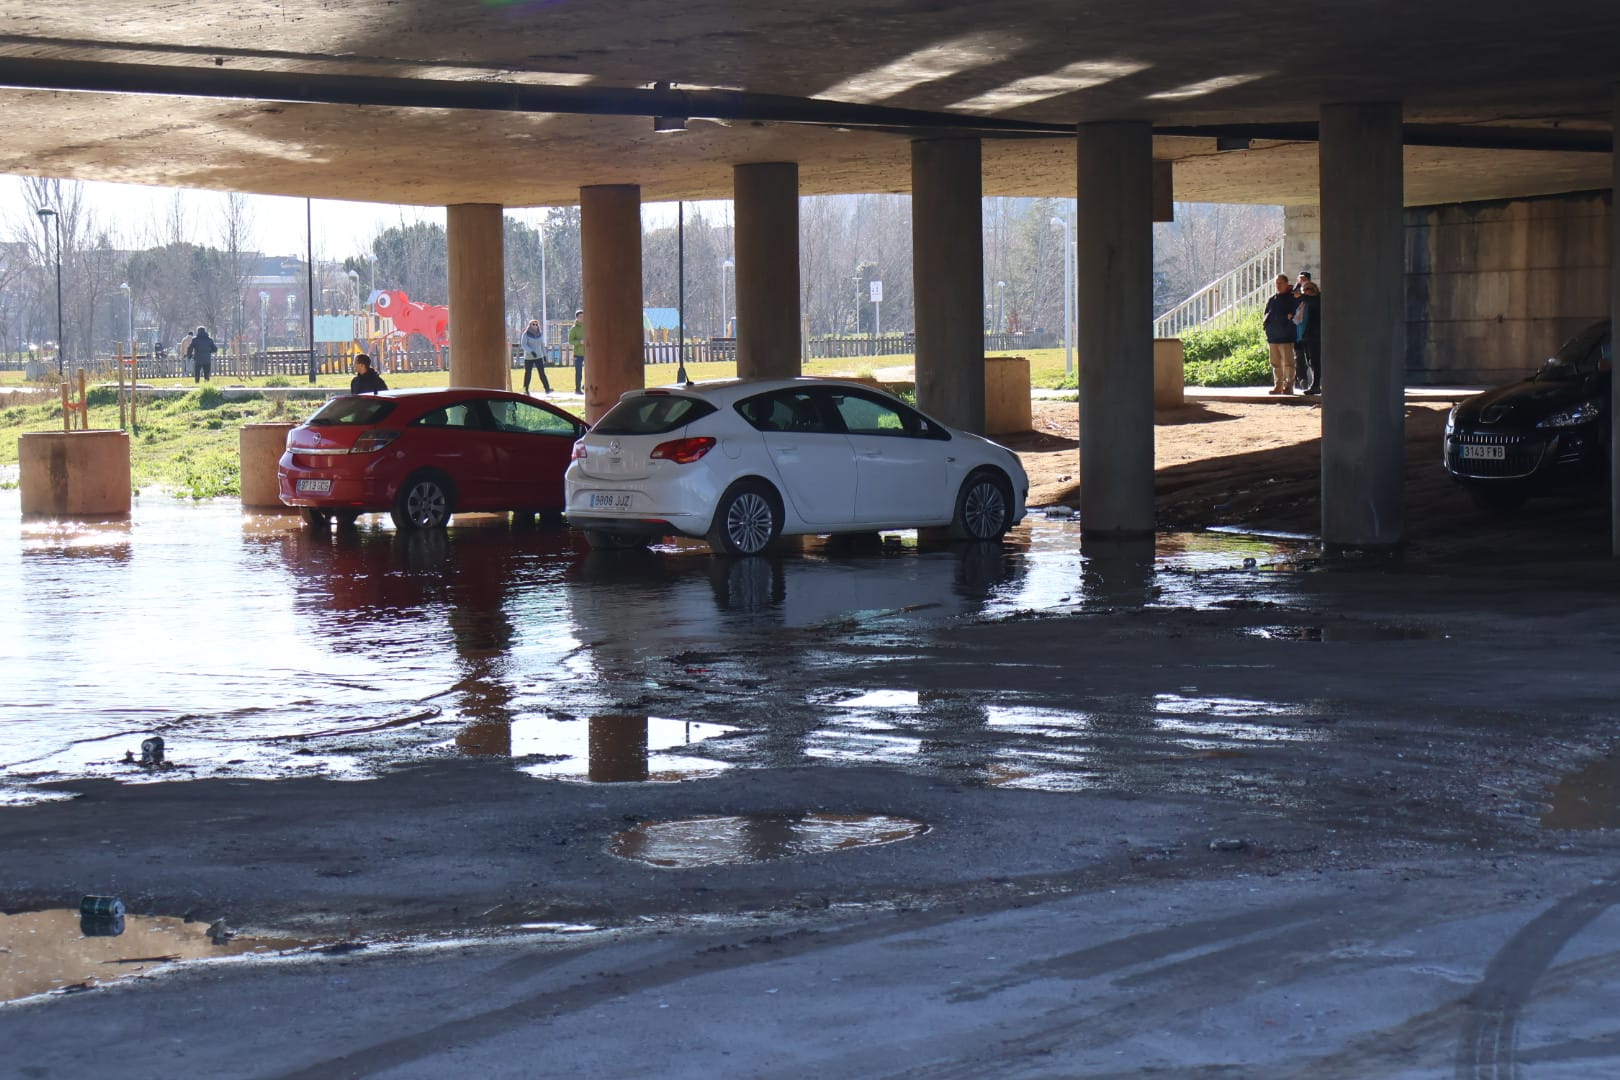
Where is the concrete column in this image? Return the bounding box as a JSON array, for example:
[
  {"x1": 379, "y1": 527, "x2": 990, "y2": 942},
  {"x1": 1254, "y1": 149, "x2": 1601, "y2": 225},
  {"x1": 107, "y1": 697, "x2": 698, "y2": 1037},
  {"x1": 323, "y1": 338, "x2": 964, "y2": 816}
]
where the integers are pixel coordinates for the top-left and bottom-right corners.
[
  {"x1": 1283, "y1": 205, "x2": 1322, "y2": 279},
  {"x1": 1076, "y1": 121, "x2": 1155, "y2": 536},
  {"x1": 1319, "y1": 102, "x2": 1405, "y2": 547},
  {"x1": 911, "y1": 138, "x2": 985, "y2": 433},
  {"x1": 734, "y1": 163, "x2": 801, "y2": 380},
  {"x1": 580, "y1": 185, "x2": 644, "y2": 423},
  {"x1": 446, "y1": 203, "x2": 508, "y2": 390},
  {"x1": 1612, "y1": 87, "x2": 1620, "y2": 556}
]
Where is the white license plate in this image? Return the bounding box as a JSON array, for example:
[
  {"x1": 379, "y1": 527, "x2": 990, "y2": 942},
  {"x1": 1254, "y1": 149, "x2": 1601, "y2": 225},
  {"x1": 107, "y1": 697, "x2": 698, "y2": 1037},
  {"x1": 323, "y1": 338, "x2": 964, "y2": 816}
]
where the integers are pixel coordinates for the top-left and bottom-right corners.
[
  {"x1": 1460, "y1": 445, "x2": 1505, "y2": 461},
  {"x1": 589, "y1": 492, "x2": 633, "y2": 510},
  {"x1": 296, "y1": 479, "x2": 333, "y2": 494}
]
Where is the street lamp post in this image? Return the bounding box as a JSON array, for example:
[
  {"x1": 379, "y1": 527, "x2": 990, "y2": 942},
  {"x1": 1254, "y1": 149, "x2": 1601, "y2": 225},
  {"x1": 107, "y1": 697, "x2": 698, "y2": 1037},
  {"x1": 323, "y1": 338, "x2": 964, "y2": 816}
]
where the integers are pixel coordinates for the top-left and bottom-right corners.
[
  {"x1": 119, "y1": 281, "x2": 132, "y2": 349},
  {"x1": 1050, "y1": 216, "x2": 1073, "y2": 377},
  {"x1": 720, "y1": 257, "x2": 735, "y2": 337},
  {"x1": 259, "y1": 291, "x2": 270, "y2": 355},
  {"x1": 996, "y1": 280, "x2": 1006, "y2": 339},
  {"x1": 35, "y1": 208, "x2": 63, "y2": 375}
]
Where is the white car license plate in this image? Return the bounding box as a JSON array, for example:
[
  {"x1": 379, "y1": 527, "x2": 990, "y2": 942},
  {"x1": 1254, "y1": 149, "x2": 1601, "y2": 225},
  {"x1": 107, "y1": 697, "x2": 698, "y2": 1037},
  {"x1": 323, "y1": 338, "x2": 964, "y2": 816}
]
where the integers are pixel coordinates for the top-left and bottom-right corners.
[
  {"x1": 1460, "y1": 444, "x2": 1505, "y2": 461},
  {"x1": 589, "y1": 492, "x2": 633, "y2": 510},
  {"x1": 296, "y1": 479, "x2": 333, "y2": 494}
]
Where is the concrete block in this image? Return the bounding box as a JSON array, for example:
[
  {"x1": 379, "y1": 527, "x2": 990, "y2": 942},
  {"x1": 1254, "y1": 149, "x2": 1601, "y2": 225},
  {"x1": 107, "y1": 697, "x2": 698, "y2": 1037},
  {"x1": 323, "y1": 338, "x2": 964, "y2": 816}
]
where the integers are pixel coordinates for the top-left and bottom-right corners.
[
  {"x1": 984, "y1": 356, "x2": 1032, "y2": 436},
  {"x1": 19, "y1": 430, "x2": 131, "y2": 518},
  {"x1": 1153, "y1": 338, "x2": 1186, "y2": 409},
  {"x1": 240, "y1": 422, "x2": 298, "y2": 509}
]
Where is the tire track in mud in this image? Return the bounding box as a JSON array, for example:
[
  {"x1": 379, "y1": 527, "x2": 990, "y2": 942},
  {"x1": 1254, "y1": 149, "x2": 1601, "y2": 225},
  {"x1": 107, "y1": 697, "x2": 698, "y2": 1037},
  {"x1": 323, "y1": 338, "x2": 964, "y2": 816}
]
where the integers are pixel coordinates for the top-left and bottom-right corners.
[{"x1": 1454, "y1": 877, "x2": 1620, "y2": 1080}]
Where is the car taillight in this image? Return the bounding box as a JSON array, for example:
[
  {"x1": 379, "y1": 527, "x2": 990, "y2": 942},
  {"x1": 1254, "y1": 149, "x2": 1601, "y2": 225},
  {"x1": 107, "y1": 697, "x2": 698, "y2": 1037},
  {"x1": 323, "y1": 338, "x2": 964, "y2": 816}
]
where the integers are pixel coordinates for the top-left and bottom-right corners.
[
  {"x1": 570, "y1": 440, "x2": 588, "y2": 461},
  {"x1": 351, "y1": 429, "x2": 400, "y2": 453},
  {"x1": 649, "y1": 436, "x2": 716, "y2": 464}
]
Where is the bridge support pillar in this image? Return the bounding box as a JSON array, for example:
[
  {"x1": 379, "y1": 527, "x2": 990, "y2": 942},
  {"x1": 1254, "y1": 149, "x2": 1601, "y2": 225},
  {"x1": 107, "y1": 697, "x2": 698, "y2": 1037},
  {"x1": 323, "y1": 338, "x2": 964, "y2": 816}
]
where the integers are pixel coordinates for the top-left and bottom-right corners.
[
  {"x1": 1320, "y1": 102, "x2": 1405, "y2": 548},
  {"x1": 912, "y1": 138, "x2": 985, "y2": 434},
  {"x1": 581, "y1": 185, "x2": 644, "y2": 423},
  {"x1": 447, "y1": 203, "x2": 508, "y2": 390},
  {"x1": 1077, "y1": 121, "x2": 1155, "y2": 535},
  {"x1": 734, "y1": 163, "x2": 801, "y2": 380}
]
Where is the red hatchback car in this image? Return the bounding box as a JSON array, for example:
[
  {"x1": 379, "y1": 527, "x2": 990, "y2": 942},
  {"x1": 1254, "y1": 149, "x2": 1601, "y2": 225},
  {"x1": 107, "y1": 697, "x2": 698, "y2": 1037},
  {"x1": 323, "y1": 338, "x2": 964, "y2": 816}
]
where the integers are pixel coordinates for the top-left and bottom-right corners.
[{"x1": 277, "y1": 388, "x2": 586, "y2": 530}]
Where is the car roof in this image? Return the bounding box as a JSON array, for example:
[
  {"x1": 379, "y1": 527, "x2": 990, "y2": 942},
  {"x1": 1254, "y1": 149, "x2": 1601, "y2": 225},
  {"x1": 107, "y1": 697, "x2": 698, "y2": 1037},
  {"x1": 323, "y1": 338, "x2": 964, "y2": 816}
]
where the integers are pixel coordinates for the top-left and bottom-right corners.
[{"x1": 629, "y1": 377, "x2": 897, "y2": 407}]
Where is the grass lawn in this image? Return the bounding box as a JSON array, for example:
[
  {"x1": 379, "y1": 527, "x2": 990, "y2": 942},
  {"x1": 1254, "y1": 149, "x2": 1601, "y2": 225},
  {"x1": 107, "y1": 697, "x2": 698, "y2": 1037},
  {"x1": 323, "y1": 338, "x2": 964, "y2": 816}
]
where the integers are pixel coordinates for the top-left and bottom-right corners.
[{"x1": 0, "y1": 345, "x2": 1073, "y2": 496}]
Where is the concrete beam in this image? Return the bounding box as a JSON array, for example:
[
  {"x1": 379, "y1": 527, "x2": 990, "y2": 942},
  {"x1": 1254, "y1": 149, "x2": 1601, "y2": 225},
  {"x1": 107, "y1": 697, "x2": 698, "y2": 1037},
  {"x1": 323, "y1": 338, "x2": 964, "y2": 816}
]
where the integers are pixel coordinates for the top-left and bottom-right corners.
[
  {"x1": 733, "y1": 163, "x2": 801, "y2": 380},
  {"x1": 580, "y1": 185, "x2": 644, "y2": 423},
  {"x1": 1319, "y1": 103, "x2": 1405, "y2": 548},
  {"x1": 446, "y1": 204, "x2": 508, "y2": 390},
  {"x1": 1076, "y1": 121, "x2": 1155, "y2": 536},
  {"x1": 911, "y1": 138, "x2": 985, "y2": 434}
]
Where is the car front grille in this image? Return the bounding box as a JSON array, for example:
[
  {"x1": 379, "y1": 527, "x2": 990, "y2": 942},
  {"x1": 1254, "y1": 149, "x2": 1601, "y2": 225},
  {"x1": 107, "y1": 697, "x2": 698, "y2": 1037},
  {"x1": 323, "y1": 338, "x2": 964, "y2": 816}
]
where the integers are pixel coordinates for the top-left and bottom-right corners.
[{"x1": 1445, "y1": 431, "x2": 1552, "y2": 479}]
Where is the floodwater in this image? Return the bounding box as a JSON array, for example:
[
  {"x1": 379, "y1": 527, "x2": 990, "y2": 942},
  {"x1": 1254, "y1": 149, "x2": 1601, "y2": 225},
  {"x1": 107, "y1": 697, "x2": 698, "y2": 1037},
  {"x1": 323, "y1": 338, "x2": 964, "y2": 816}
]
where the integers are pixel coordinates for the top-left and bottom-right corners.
[
  {"x1": 0, "y1": 492, "x2": 1321, "y2": 804},
  {"x1": 609, "y1": 812, "x2": 930, "y2": 868}
]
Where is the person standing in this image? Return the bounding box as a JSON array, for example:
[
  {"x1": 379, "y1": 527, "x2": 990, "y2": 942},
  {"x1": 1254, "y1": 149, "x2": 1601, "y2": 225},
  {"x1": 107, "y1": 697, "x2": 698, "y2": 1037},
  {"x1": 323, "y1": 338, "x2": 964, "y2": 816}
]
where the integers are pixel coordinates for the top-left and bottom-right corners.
[
  {"x1": 1262, "y1": 276, "x2": 1297, "y2": 395},
  {"x1": 520, "y1": 318, "x2": 551, "y2": 395},
  {"x1": 349, "y1": 353, "x2": 388, "y2": 395},
  {"x1": 186, "y1": 325, "x2": 217, "y2": 383},
  {"x1": 569, "y1": 309, "x2": 586, "y2": 395},
  {"x1": 1299, "y1": 280, "x2": 1323, "y2": 395}
]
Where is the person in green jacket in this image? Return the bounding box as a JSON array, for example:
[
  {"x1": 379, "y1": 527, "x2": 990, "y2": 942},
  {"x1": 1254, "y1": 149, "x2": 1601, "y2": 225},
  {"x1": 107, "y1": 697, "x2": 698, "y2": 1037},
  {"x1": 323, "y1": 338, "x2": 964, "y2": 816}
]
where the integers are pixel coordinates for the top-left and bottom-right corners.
[{"x1": 569, "y1": 309, "x2": 585, "y2": 395}]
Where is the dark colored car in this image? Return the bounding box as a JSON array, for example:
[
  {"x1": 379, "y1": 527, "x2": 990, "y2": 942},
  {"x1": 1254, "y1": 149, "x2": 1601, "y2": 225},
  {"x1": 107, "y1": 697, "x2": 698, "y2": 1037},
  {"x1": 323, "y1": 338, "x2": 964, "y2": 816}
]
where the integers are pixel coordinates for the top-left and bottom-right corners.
[
  {"x1": 278, "y1": 388, "x2": 586, "y2": 529},
  {"x1": 1443, "y1": 320, "x2": 1611, "y2": 511}
]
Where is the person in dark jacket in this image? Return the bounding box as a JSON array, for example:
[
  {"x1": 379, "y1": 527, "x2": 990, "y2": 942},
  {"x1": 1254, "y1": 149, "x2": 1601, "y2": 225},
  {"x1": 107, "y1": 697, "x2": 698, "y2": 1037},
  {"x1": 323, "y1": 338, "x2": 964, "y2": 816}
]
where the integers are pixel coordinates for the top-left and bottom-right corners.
[
  {"x1": 185, "y1": 325, "x2": 217, "y2": 383},
  {"x1": 349, "y1": 353, "x2": 388, "y2": 395},
  {"x1": 1262, "y1": 276, "x2": 1298, "y2": 395},
  {"x1": 1297, "y1": 281, "x2": 1323, "y2": 395}
]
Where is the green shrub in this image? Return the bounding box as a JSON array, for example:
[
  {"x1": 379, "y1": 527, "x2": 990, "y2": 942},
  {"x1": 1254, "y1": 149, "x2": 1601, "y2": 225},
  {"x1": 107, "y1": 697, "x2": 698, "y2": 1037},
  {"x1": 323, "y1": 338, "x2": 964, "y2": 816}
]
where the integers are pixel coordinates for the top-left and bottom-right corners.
[
  {"x1": 86, "y1": 385, "x2": 120, "y2": 407},
  {"x1": 181, "y1": 384, "x2": 225, "y2": 409},
  {"x1": 1181, "y1": 310, "x2": 1273, "y2": 387},
  {"x1": 175, "y1": 448, "x2": 240, "y2": 499},
  {"x1": 263, "y1": 376, "x2": 293, "y2": 388}
]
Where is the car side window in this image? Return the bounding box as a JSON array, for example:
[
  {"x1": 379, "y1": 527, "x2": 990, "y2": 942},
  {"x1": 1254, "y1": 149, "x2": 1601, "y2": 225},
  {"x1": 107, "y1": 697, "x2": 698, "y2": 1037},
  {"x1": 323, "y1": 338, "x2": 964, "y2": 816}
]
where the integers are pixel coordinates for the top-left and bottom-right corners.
[
  {"x1": 487, "y1": 398, "x2": 578, "y2": 436},
  {"x1": 413, "y1": 402, "x2": 482, "y2": 429},
  {"x1": 737, "y1": 390, "x2": 833, "y2": 434},
  {"x1": 830, "y1": 391, "x2": 909, "y2": 437}
]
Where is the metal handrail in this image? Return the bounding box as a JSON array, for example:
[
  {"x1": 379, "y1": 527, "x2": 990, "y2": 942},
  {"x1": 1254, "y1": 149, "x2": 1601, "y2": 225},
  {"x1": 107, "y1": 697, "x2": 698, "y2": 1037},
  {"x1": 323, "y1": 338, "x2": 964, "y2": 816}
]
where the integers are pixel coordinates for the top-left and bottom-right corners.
[{"x1": 1153, "y1": 238, "x2": 1284, "y2": 338}]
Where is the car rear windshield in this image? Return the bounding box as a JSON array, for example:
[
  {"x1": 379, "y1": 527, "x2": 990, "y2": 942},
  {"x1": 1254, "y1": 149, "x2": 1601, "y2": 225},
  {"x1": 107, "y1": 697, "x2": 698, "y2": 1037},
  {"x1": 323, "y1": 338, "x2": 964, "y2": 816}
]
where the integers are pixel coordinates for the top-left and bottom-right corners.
[
  {"x1": 592, "y1": 394, "x2": 716, "y2": 436},
  {"x1": 307, "y1": 398, "x2": 397, "y2": 426}
]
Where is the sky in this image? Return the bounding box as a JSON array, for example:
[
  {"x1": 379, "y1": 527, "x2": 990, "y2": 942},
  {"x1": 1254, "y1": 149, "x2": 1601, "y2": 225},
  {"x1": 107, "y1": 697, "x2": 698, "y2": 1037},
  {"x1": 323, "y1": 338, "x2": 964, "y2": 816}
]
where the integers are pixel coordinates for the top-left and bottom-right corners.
[{"x1": 5, "y1": 177, "x2": 725, "y2": 259}]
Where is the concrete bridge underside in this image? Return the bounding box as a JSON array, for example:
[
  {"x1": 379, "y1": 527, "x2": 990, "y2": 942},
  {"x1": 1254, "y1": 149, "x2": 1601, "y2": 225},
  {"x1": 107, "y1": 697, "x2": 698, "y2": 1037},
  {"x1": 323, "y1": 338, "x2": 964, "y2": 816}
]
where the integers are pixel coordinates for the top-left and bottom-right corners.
[{"x1": 5, "y1": 0, "x2": 1620, "y2": 547}]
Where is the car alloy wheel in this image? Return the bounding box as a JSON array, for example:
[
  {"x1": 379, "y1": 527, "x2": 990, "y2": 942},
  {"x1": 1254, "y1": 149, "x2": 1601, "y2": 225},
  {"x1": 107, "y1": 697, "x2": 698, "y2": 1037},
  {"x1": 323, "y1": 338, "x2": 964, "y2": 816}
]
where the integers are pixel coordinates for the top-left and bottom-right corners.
[
  {"x1": 958, "y1": 473, "x2": 1010, "y2": 540},
  {"x1": 710, "y1": 481, "x2": 779, "y2": 556},
  {"x1": 392, "y1": 473, "x2": 453, "y2": 530}
]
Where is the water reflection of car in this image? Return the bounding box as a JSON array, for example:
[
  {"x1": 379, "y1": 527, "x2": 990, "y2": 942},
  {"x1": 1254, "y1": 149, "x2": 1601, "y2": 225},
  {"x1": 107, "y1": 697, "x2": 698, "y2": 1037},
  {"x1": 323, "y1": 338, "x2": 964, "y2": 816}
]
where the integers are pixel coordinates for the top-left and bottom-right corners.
[
  {"x1": 1444, "y1": 320, "x2": 1611, "y2": 512},
  {"x1": 278, "y1": 388, "x2": 586, "y2": 530},
  {"x1": 565, "y1": 379, "x2": 1029, "y2": 555}
]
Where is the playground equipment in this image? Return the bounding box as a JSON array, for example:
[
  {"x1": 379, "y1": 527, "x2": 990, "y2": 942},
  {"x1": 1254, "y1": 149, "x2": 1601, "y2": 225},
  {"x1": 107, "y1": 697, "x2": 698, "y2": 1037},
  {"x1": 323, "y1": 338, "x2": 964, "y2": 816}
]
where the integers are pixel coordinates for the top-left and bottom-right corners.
[{"x1": 367, "y1": 289, "x2": 449, "y2": 369}]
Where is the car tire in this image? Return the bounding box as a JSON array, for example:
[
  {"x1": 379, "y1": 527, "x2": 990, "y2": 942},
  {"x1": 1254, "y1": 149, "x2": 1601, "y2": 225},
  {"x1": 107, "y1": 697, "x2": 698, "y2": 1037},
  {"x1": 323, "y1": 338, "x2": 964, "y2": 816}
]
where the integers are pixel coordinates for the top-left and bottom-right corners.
[
  {"x1": 707, "y1": 479, "x2": 782, "y2": 557},
  {"x1": 951, "y1": 470, "x2": 1013, "y2": 541},
  {"x1": 333, "y1": 511, "x2": 360, "y2": 529},
  {"x1": 301, "y1": 507, "x2": 332, "y2": 531},
  {"x1": 1467, "y1": 484, "x2": 1529, "y2": 514},
  {"x1": 390, "y1": 471, "x2": 455, "y2": 531}
]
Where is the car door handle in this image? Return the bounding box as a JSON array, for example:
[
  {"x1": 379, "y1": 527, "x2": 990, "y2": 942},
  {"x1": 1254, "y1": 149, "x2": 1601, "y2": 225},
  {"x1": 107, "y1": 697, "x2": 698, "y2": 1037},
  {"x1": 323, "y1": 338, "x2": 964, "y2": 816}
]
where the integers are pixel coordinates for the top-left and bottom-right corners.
[{"x1": 856, "y1": 450, "x2": 881, "y2": 460}]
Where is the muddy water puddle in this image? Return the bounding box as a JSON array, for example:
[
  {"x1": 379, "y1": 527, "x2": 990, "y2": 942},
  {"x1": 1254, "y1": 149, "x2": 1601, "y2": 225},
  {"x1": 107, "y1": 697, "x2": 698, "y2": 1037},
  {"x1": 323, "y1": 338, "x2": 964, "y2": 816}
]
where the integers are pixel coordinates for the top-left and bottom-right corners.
[
  {"x1": 609, "y1": 812, "x2": 930, "y2": 868},
  {"x1": 0, "y1": 908, "x2": 305, "y2": 1004},
  {"x1": 1542, "y1": 755, "x2": 1620, "y2": 830},
  {"x1": 1243, "y1": 623, "x2": 1448, "y2": 642},
  {"x1": 1, "y1": 493, "x2": 1318, "y2": 802}
]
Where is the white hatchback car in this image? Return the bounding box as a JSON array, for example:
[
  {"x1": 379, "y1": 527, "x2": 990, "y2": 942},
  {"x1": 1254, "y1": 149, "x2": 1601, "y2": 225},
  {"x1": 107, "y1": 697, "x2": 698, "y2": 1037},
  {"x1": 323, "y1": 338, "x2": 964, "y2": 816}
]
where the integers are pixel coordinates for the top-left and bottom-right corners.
[{"x1": 565, "y1": 378, "x2": 1029, "y2": 555}]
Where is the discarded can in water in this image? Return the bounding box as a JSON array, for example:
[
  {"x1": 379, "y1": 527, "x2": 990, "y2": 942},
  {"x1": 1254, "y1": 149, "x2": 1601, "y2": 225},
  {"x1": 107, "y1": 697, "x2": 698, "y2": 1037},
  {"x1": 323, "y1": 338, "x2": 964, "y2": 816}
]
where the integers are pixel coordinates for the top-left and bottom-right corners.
[
  {"x1": 140, "y1": 736, "x2": 165, "y2": 767},
  {"x1": 80, "y1": 895, "x2": 126, "y2": 919},
  {"x1": 80, "y1": 914, "x2": 126, "y2": 938}
]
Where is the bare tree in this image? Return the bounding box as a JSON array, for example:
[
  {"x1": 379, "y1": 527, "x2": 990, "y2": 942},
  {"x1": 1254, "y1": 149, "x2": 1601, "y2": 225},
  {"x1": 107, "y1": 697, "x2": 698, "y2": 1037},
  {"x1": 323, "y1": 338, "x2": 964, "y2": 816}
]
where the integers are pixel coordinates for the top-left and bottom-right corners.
[{"x1": 218, "y1": 192, "x2": 255, "y2": 354}]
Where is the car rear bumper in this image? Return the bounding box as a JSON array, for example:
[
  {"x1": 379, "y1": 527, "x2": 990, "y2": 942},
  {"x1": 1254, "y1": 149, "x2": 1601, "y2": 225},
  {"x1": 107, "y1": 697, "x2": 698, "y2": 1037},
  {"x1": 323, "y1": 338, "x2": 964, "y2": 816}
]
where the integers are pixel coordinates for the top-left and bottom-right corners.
[{"x1": 277, "y1": 454, "x2": 394, "y2": 509}]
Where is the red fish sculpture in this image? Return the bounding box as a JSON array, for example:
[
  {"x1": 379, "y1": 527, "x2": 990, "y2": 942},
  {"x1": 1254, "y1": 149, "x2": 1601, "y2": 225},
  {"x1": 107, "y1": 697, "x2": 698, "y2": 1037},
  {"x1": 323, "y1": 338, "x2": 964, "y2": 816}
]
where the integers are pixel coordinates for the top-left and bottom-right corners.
[{"x1": 369, "y1": 289, "x2": 449, "y2": 365}]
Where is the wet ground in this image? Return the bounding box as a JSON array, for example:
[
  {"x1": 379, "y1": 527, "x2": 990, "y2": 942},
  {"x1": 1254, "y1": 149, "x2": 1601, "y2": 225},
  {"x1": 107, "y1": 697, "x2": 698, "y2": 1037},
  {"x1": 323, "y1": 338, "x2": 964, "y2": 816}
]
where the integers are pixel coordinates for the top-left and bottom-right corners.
[{"x1": 5, "y1": 491, "x2": 1620, "y2": 1076}]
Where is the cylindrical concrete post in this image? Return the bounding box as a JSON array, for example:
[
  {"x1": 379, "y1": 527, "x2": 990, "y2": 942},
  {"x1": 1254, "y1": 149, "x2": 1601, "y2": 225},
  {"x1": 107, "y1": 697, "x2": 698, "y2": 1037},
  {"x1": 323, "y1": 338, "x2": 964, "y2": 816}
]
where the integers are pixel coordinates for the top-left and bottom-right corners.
[
  {"x1": 734, "y1": 163, "x2": 801, "y2": 380},
  {"x1": 580, "y1": 185, "x2": 644, "y2": 423},
  {"x1": 240, "y1": 422, "x2": 297, "y2": 509},
  {"x1": 1319, "y1": 102, "x2": 1405, "y2": 548},
  {"x1": 912, "y1": 138, "x2": 986, "y2": 433},
  {"x1": 19, "y1": 430, "x2": 131, "y2": 517},
  {"x1": 447, "y1": 203, "x2": 508, "y2": 390},
  {"x1": 1076, "y1": 121, "x2": 1155, "y2": 536},
  {"x1": 1611, "y1": 88, "x2": 1620, "y2": 556}
]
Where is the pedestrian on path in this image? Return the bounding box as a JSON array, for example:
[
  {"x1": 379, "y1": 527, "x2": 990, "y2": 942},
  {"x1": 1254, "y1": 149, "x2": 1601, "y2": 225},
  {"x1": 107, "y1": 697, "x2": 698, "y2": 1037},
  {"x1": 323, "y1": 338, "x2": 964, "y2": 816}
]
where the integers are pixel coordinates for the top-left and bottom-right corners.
[
  {"x1": 186, "y1": 325, "x2": 217, "y2": 383},
  {"x1": 1263, "y1": 276, "x2": 1298, "y2": 395},
  {"x1": 521, "y1": 318, "x2": 551, "y2": 395},
  {"x1": 1298, "y1": 280, "x2": 1323, "y2": 395},
  {"x1": 569, "y1": 309, "x2": 586, "y2": 395}
]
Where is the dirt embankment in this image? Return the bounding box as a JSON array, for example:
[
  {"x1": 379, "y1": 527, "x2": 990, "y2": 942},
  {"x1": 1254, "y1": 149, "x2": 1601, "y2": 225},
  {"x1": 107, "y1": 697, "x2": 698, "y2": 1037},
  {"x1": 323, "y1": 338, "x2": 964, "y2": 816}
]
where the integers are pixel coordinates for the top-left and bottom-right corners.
[{"x1": 1007, "y1": 398, "x2": 1610, "y2": 561}]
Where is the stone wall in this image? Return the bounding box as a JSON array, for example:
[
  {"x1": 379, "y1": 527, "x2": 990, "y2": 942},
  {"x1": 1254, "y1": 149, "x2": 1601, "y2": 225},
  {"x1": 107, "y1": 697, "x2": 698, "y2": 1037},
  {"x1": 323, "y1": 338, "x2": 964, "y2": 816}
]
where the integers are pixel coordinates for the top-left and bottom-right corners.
[{"x1": 1404, "y1": 191, "x2": 1610, "y2": 386}]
